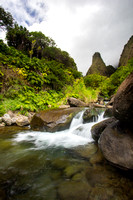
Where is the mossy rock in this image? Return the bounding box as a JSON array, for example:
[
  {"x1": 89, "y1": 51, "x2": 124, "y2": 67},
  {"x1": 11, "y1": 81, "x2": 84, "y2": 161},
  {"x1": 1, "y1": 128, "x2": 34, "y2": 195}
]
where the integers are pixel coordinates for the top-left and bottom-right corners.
[{"x1": 30, "y1": 107, "x2": 82, "y2": 132}]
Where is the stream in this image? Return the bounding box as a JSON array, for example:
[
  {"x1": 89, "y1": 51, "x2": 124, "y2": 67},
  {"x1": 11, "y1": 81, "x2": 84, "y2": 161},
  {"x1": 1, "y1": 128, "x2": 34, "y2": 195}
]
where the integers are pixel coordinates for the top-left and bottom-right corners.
[{"x1": 0, "y1": 108, "x2": 133, "y2": 200}]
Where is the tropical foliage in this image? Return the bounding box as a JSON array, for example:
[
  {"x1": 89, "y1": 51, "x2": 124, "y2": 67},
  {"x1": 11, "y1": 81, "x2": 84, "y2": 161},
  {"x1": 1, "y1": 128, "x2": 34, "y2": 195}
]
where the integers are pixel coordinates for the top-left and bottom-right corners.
[{"x1": 0, "y1": 6, "x2": 133, "y2": 117}]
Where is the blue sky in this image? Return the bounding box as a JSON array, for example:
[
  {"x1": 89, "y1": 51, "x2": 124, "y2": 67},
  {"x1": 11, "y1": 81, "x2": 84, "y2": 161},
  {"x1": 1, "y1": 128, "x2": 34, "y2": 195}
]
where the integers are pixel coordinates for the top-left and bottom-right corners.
[{"x1": 0, "y1": 0, "x2": 133, "y2": 74}]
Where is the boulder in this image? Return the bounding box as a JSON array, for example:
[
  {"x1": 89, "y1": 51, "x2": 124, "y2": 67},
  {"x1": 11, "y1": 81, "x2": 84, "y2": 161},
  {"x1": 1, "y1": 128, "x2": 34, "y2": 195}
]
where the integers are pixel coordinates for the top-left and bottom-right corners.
[
  {"x1": 83, "y1": 109, "x2": 98, "y2": 123},
  {"x1": 67, "y1": 97, "x2": 87, "y2": 107},
  {"x1": 30, "y1": 107, "x2": 81, "y2": 132},
  {"x1": 113, "y1": 72, "x2": 133, "y2": 125},
  {"x1": 15, "y1": 115, "x2": 30, "y2": 127},
  {"x1": 2, "y1": 114, "x2": 12, "y2": 126},
  {"x1": 91, "y1": 117, "x2": 116, "y2": 142},
  {"x1": 99, "y1": 120, "x2": 133, "y2": 170},
  {"x1": 104, "y1": 107, "x2": 113, "y2": 118}
]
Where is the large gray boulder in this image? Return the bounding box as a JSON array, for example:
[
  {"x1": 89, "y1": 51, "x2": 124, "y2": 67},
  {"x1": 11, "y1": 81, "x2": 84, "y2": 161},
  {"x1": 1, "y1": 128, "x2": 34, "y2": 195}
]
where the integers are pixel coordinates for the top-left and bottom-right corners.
[
  {"x1": 30, "y1": 107, "x2": 81, "y2": 132},
  {"x1": 92, "y1": 72, "x2": 133, "y2": 170},
  {"x1": 99, "y1": 120, "x2": 133, "y2": 170}
]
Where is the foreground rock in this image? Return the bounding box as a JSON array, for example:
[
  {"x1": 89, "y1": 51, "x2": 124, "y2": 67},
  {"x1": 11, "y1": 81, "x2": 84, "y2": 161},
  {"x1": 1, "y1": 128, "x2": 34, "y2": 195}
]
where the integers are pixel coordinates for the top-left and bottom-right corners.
[
  {"x1": 91, "y1": 117, "x2": 116, "y2": 142},
  {"x1": 113, "y1": 71, "x2": 133, "y2": 125},
  {"x1": 99, "y1": 121, "x2": 133, "y2": 170},
  {"x1": 92, "y1": 72, "x2": 133, "y2": 170},
  {"x1": 67, "y1": 97, "x2": 87, "y2": 107},
  {"x1": 30, "y1": 107, "x2": 81, "y2": 132}
]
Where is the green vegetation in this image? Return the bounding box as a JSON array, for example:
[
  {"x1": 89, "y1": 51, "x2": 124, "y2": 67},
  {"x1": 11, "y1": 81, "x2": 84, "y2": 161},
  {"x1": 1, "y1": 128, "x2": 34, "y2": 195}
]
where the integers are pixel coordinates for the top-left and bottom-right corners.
[
  {"x1": 84, "y1": 58, "x2": 133, "y2": 98},
  {"x1": 0, "y1": 38, "x2": 97, "y2": 116},
  {"x1": 0, "y1": 6, "x2": 133, "y2": 117}
]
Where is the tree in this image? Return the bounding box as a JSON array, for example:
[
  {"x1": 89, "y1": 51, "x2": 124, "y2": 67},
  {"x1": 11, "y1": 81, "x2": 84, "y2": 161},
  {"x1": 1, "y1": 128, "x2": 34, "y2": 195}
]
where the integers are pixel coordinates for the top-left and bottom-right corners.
[
  {"x1": 29, "y1": 31, "x2": 56, "y2": 58},
  {"x1": 0, "y1": 6, "x2": 14, "y2": 30},
  {"x1": 6, "y1": 24, "x2": 31, "y2": 52}
]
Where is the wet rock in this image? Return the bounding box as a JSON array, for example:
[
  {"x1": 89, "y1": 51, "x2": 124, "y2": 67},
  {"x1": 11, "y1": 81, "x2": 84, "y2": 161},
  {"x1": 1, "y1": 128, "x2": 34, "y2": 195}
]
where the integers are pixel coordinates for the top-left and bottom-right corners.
[
  {"x1": 2, "y1": 114, "x2": 12, "y2": 126},
  {"x1": 99, "y1": 120, "x2": 133, "y2": 170},
  {"x1": 113, "y1": 72, "x2": 133, "y2": 125},
  {"x1": 58, "y1": 181, "x2": 90, "y2": 200},
  {"x1": 90, "y1": 147, "x2": 105, "y2": 165},
  {"x1": 83, "y1": 109, "x2": 98, "y2": 123},
  {"x1": 104, "y1": 107, "x2": 113, "y2": 118},
  {"x1": 64, "y1": 165, "x2": 83, "y2": 178},
  {"x1": 72, "y1": 172, "x2": 85, "y2": 181},
  {"x1": 67, "y1": 97, "x2": 87, "y2": 107},
  {"x1": 74, "y1": 144, "x2": 98, "y2": 160},
  {"x1": 30, "y1": 107, "x2": 81, "y2": 132},
  {"x1": 52, "y1": 158, "x2": 70, "y2": 170},
  {"x1": 91, "y1": 117, "x2": 116, "y2": 142}
]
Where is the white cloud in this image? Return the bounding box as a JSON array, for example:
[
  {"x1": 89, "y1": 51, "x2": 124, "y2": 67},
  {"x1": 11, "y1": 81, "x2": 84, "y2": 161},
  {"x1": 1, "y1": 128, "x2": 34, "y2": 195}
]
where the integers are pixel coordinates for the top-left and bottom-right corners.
[{"x1": 1, "y1": 0, "x2": 133, "y2": 75}]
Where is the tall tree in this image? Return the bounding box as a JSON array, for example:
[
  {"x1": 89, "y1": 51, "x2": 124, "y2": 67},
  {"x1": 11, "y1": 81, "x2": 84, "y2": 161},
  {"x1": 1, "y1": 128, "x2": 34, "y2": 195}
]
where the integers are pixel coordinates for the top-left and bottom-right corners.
[
  {"x1": 0, "y1": 6, "x2": 14, "y2": 30},
  {"x1": 6, "y1": 24, "x2": 31, "y2": 52}
]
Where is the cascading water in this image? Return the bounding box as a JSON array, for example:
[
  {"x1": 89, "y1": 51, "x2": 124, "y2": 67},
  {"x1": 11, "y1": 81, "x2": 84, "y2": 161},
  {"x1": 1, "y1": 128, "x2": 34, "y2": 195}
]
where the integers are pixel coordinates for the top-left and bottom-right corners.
[{"x1": 13, "y1": 109, "x2": 106, "y2": 149}]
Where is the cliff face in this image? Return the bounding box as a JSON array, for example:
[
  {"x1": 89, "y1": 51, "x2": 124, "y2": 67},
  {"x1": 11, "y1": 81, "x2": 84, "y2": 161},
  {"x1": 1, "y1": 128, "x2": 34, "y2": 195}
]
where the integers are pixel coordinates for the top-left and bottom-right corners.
[
  {"x1": 86, "y1": 52, "x2": 115, "y2": 76},
  {"x1": 118, "y1": 35, "x2": 133, "y2": 67}
]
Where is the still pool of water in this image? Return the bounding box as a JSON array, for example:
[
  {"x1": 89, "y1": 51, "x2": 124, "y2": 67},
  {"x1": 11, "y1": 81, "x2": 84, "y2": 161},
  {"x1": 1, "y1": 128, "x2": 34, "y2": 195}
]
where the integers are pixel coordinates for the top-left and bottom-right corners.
[{"x1": 0, "y1": 110, "x2": 133, "y2": 200}]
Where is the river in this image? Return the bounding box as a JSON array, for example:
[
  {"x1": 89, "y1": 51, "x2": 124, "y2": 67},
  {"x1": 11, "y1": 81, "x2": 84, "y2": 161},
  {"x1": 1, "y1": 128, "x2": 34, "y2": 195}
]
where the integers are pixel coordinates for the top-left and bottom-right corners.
[{"x1": 0, "y1": 108, "x2": 133, "y2": 200}]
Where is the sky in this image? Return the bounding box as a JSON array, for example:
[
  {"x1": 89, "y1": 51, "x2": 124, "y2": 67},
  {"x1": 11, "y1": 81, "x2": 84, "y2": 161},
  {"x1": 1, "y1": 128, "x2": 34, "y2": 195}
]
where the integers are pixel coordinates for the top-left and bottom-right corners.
[{"x1": 0, "y1": 0, "x2": 133, "y2": 75}]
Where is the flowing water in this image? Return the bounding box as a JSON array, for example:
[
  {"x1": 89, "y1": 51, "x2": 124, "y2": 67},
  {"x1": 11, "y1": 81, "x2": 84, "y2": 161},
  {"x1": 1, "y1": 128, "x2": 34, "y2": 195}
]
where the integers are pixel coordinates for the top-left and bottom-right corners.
[{"x1": 0, "y1": 108, "x2": 133, "y2": 200}]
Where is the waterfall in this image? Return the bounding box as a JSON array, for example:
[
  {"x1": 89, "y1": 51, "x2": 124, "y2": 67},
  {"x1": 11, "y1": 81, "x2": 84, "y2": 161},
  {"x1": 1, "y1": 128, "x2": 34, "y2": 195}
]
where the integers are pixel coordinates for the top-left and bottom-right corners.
[{"x1": 13, "y1": 109, "x2": 105, "y2": 149}]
